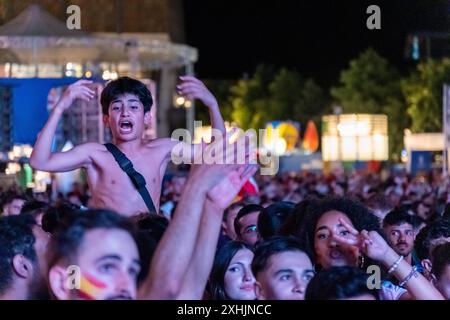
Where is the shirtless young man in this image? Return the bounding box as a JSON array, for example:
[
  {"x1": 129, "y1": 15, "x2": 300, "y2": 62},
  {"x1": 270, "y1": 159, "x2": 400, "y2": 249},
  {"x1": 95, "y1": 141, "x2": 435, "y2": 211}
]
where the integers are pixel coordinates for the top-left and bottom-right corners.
[{"x1": 30, "y1": 76, "x2": 225, "y2": 217}]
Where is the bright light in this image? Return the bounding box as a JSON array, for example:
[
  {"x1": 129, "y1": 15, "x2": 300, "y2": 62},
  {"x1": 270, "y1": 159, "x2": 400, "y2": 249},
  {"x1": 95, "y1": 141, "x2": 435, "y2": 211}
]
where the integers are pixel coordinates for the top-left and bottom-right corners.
[
  {"x1": 102, "y1": 70, "x2": 111, "y2": 80},
  {"x1": 66, "y1": 62, "x2": 74, "y2": 70},
  {"x1": 34, "y1": 171, "x2": 51, "y2": 193},
  {"x1": 337, "y1": 121, "x2": 370, "y2": 136},
  {"x1": 175, "y1": 96, "x2": 185, "y2": 106},
  {"x1": 85, "y1": 70, "x2": 92, "y2": 78},
  {"x1": 6, "y1": 162, "x2": 20, "y2": 175},
  {"x1": 23, "y1": 145, "x2": 33, "y2": 158},
  {"x1": 274, "y1": 138, "x2": 287, "y2": 155},
  {"x1": 322, "y1": 114, "x2": 388, "y2": 161},
  {"x1": 184, "y1": 100, "x2": 192, "y2": 108},
  {"x1": 13, "y1": 145, "x2": 21, "y2": 158}
]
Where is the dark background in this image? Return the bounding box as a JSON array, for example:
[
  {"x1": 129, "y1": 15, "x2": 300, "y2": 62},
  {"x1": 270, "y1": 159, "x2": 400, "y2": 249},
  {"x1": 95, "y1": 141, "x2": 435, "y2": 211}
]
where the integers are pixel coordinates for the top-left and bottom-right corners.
[{"x1": 183, "y1": 0, "x2": 449, "y2": 86}]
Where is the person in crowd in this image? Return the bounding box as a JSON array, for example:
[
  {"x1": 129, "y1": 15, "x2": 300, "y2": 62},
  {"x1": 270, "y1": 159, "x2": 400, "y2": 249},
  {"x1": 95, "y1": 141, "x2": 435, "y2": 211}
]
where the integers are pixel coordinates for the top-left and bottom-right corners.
[
  {"x1": 305, "y1": 266, "x2": 378, "y2": 300},
  {"x1": 252, "y1": 236, "x2": 315, "y2": 300},
  {"x1": 208, "y1": 241, "x2": 256, "y2": 300},
  {"x1": 222, "y1": 202, "x2": 246, "y2": 242},
  {"x1": 299, "y1": 196, "x2": 443, "y2": 300},
  {"x1": 383, "y1": 208, "x2": 422, "y2": 270},
  {"x1": 1, "y1": 192, "x2": 27, "y2": 216},
  {"x1": 47, "y1": 209, "x2": 140, "y2": 300},
  {"x1": 20, "y1": 200, "x2": 50, "y2": 226},
  {"x1": 234, "y1": 204, "x2": 264, "y2": 246},
  {"x1": 139, "y1": 131, "x2": 257, "y2": 299},
  {"x1": 257, "y1": 201, "x2": 295, "y2": 240},
  {"x1": 30, "y1": 76, "x2": 225, "y2": 217},
  {"x1": 365, "y1": 193, "x2": 394, "y2": 225},
  {"x1": 430, "y1": 242, "x2": 450, "y2": 299},
  {"x1": 414, "y1": 218, "x2": 450, "y2": 281},
  {"x1": 0, "y1": 214, "x2": 50, "y2": 300}
]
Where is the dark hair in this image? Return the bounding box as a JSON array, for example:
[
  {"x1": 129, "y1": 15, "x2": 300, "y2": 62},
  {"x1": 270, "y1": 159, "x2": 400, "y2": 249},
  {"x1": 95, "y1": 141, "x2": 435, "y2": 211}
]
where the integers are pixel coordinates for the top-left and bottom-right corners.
[
  {"x1": 100, "y1": 77, "x2": 153, "y2": 115},
  {"x1": 41, "y1": 203, "x2": 80, "y2": 234},
  {"x1": 208, "y1": 241, "x2": 253, "y2": 300},
  {"x1": 366, "y1": 194, "x2": 394, "y2": 212},
  {"x1": 299, "y1": 197, "x2": 381, "y2": 267},
  {"x1": 415, "y1": 218, "x2": 450, "y2": 260},
  {"x1": 251, "y1": 236, "x2": 312, "y2": 277},
  {"x1": 442, "y1": 203, "x2": 450, "y2": 220},
  {"x1": 305, "y1": 266, "x2": 378, "y2": 300},
  {"x1": 234, "y1": 204, "x2": 264, "y2": 236},
  {"x1": 135, "y1": 215, "x2": 169, "y2": 284},
  {"x1": 47, "y1": 209, "x2": 136, "y2": 269},
  {"x1": 257, "y1": 201, "x2": 295, "y2": 240},
  {"x1": 1, "y1": 192, "x2": 27, "y2": 213},
  {"x1": 20, "y1": 200, "x2": 49, "y2": 220},
  {"x1": 383, "y1": 207, "x2": 416, "y2": 229},
  {"x1": 0, "y1": 214, "x2": 37, "y2": 295},
  {"x1": 431, "y1": 242, "x2": 450, "y2": 280},
  {"x1": 278, "y1": 198, "x2": 313, "y2": 237},
  {"x1": 223, "y1": 202, "x2": 245, "y2": 222}
]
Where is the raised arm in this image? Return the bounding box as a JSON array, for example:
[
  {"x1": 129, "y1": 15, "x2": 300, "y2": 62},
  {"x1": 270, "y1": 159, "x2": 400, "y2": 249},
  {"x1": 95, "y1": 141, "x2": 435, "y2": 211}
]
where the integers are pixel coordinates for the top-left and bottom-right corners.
[
  {"x1": 335, "y1": 219, "x2": 445, "y2": 300},
  {"x1": 177, "y1": 165, "x2": 258, "y2": 299},
  {"x1": 139, "y1": 133, "x2": 245, "y2": 299},
  {"x1": 177, "y1": 76, "x2": 226, "y2": 135},
  {"x1": 29, "y1": 80, "x2": 96, "y2": 172}
]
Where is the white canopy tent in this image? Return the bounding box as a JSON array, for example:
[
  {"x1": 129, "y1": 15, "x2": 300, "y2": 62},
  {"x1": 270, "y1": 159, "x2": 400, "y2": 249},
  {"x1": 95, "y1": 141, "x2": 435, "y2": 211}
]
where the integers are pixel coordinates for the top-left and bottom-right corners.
[{"x1": 0, "y1": 3, "x2": 198, "y2": 137}]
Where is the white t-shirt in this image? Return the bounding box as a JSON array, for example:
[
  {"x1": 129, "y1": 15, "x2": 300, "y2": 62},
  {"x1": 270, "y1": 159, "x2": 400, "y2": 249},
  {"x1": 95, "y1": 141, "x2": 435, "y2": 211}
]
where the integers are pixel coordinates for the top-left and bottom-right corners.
[{"x1": 378, "y1": 281, "x2": 407, "y2": 300}]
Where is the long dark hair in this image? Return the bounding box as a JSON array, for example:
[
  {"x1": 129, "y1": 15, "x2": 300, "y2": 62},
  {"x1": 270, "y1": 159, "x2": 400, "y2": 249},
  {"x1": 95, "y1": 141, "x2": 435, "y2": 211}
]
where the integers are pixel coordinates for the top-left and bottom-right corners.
[{"x1": 207, "y1": 241, "x2": 253, "y2": 300}]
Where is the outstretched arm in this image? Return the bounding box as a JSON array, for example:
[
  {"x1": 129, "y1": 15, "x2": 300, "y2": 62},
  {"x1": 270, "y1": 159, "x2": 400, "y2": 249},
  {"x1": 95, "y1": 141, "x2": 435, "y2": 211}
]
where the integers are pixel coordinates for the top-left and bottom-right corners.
[
  {"x1": 177, "y1": 165, "x2": 258, "y2": 299},
  {"x1": 139, "y1": 133, "x2": 247, "y2": 300},
  {"x1": 334, "y1": 219, "x2": 445, "y2": 300},
  {"x1": 29, "y1": 80, "x2": 96, "y2": 172}
]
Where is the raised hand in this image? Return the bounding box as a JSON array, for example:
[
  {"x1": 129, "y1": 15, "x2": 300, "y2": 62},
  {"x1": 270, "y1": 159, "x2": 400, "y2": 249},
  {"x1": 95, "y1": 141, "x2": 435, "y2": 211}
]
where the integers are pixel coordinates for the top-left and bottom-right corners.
[
  {"x1": 333, "y1": 218, "x2": 390, "y2": 262},
  {"x1": 206, "y1": 164, "x2": 258, "y2": 210},
  {"x1": 56, "y1": 80, "x2": 95, "y2": 111},
  {"x1": 176, "y1": 76, "x2": 218, "y2": 109}
]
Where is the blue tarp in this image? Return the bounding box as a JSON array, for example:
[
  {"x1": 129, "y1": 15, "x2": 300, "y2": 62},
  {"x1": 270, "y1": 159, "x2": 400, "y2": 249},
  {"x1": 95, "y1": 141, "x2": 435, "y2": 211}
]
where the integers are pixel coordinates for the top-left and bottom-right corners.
[{"x1": 0, "y1": 77, "x2": 78, "y2": 145}]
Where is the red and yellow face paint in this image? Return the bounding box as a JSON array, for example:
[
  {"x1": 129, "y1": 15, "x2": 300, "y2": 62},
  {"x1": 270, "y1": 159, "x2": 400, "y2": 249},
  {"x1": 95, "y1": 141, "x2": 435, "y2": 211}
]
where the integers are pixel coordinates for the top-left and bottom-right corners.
[{"x1": 77, "y1": 273, "x2": 108, "y2": 300}]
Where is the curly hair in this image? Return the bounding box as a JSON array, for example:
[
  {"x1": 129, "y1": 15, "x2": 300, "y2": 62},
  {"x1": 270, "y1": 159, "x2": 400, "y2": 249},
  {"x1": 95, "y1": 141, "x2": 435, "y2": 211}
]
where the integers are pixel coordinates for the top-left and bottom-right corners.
[
  {"x1": 299, "y1": 196, "x2": 381, "y2": 267},
  {"x1": 415, "y1": 218, "x2": 450, "y2": 261}
]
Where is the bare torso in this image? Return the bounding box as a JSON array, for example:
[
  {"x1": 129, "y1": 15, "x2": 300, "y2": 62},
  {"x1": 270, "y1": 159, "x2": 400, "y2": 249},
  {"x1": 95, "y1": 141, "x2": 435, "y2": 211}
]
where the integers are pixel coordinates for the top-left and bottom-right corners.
[{"x1": 84, "y1": 138, "x2": 175, "y2": 217}]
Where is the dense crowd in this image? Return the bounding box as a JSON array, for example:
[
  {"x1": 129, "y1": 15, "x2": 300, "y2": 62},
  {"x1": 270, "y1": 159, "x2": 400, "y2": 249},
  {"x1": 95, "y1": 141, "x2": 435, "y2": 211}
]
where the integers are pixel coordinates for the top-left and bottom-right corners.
[{"x1": 1, "y1": 75, "x2": 449, "y2": 300}]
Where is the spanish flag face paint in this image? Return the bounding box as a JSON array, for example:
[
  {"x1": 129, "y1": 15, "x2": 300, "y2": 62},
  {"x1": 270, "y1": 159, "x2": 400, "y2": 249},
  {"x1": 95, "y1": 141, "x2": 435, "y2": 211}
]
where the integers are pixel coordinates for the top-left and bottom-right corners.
[{"x1": 77, "y1": 273, "x2": 108, "y2": 300}]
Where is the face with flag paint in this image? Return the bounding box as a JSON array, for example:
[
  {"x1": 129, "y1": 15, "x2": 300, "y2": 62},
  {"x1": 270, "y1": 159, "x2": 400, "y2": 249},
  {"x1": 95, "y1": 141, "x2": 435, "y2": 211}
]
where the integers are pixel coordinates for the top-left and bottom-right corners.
[{"x1": 49, "y1": 228, "x2": 140, "y2": 300}]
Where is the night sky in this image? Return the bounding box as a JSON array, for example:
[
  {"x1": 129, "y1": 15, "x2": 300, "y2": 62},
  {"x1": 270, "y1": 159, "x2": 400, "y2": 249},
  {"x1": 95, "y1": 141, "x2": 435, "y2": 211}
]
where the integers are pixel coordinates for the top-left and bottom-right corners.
[{"x1": 183, "y1": 0, "x2": 449, "y2": 87}]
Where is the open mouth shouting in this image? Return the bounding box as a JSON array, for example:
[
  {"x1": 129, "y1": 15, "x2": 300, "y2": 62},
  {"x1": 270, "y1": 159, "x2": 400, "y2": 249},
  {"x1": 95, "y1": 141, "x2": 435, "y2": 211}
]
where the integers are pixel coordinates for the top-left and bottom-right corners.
[{"x1": 119, "y1": 120, "x2": 134, "y2": 134}]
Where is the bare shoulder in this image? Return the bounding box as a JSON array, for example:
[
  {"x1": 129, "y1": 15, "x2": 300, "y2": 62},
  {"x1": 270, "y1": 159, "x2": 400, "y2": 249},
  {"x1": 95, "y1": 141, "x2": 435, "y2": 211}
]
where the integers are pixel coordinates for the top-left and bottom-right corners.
[
  {"x1": 144, "y1": 137, "x2": 180, "y2": 149},
  {"x1": 73, "y1": 142, "x2": 107, "y2": 158},
  {"x1": 143, "y1": 137, "x2": 181, "y2": 159},
  {"x1": 76, "y1": 142, "x2": 106, "y2": 152}
]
